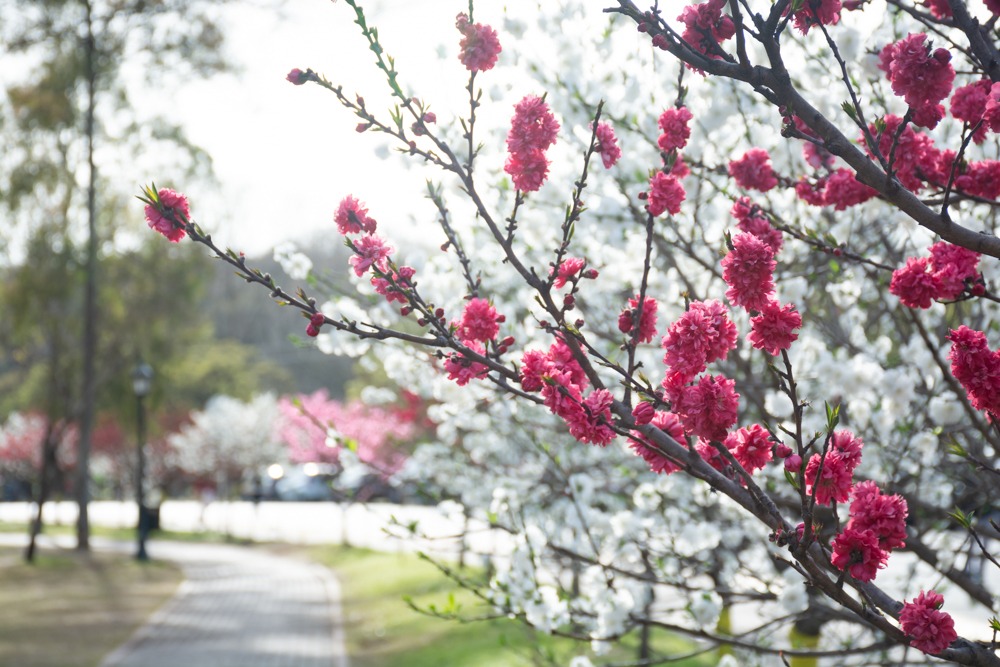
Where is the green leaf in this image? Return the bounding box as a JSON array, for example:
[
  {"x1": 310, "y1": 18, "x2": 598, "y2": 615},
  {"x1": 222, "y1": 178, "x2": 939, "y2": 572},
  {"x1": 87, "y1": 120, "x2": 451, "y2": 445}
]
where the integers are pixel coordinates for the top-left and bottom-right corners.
[
  {"x1": 824, "y1": 401, "x2": 840, "y2": 430},
  {"x1": 948, "y1": 507, "x2": 973, "y2": 529},
  {"x1": 784, "y1": 468, "x2": 800, "y2": 490}
]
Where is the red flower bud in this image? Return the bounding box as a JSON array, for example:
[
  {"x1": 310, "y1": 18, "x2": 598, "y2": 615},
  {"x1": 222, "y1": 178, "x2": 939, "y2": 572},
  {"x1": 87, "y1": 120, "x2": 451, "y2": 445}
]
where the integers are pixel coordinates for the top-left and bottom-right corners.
[{"x1": 632, "y1": 401, "x2": 655, "y2": 425}]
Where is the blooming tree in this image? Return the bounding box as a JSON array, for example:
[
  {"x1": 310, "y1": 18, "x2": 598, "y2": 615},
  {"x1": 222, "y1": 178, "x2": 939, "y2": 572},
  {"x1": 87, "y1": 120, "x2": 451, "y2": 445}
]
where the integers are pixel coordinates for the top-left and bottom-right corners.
[
  {"x1": 275, "y1": 389, "x2": 425, "y2": 476},
  {"x1": 140, "y1": 0, "x2": 1000, "y2": 665},
  {"x1": 167, "y1": 394, "x2": 283, "y2": 495}
]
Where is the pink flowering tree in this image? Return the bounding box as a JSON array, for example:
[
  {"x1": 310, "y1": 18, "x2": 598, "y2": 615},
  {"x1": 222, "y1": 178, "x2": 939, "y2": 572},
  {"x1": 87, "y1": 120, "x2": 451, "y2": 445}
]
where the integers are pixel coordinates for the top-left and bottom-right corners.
[
  {"x1": 275, "y1": 389, "x2": 425, "y2": 477},
  {"x1": 138, "y1": 1, "x2": 1000, "y2": 665}
]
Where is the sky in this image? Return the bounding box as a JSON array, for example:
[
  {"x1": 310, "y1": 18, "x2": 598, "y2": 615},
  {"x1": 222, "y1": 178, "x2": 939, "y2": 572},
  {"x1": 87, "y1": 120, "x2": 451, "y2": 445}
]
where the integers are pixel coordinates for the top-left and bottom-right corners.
[{"x1": 154, "y1": 0, "x2": 519, "y2": 257}]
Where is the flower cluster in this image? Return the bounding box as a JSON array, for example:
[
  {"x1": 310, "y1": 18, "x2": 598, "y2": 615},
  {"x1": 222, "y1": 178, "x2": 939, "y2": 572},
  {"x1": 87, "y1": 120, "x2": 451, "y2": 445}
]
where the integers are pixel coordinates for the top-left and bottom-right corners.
[
  {"x1": 520, "y1": 339, "x2": 615, "y2": 446},
  {"x1": 880, "y1": 34, "x2": 955, "y2": 126},
  {"x1": 899, "y1": 590, "x2": 957, "y2": 654},
  {"x1": 723, "y1": 423, "x2": 773, "y2": 473},
  {"x1": 829, "y1": 481, "x2": 907, "y2": 581},
  {"x1": 721, "y1": 232, "x2": 776, "y2": 312},
  {"x1": 456, "y1": 13, "x2": 502, "y2": 72},
  {"x1": 803, "y1": 430, "x2": 863, "y2": 505},
  {"x1": 444, "y1": 341, "x2": 489, "y2": 386},
  {"x1": 505, "y1": 95, "x2": 560, "y2": 192},
  {"x1": 728, "y1": 148, "x2": 779, "y2": 192},
  {"x1": 731, "y1": 197, "x2": 782, "y2": 253},
  {"x1": 592, "y1": 121, "x2": 621, "y2": 169},
  {"x1": 661, "y1": 300, "x2": 737, "y2": 381},
  {"x1": 645, "y1": 171, "x2": 686, "y2": 216},
  {"x1": 629, "y1": 410, "x2": 685, "y2": 474},
  {"x1": 455, "y1": 298, "x2": 503, "y2": 344},
  {"x1": 947, "y1": 326, "x2": 1000, "y2": 420},
  {"x1": 795, "y1": 169, "x2": 878, "y2": 211},
  {"x1": 889, "y1": 242, "x2": 982, "y2": 308},
  {"x1": 788, "y1": 0, "x2": 842, "y2": 34},
  {"x1": 720, "y1": 225, "x2": 801, "y2": 356},
  {"x1": 657, "y1": 107, "x2": 694, "y2": 153},
  {"x1": 143, "y1": 188, "x2": 190, "y2": 243},
  {"x1": 677, "y1": 0, "x2": 735, "y2": 62},
  {"x1": 618, "y1": 295, "x2": 659, "y2": 344}
]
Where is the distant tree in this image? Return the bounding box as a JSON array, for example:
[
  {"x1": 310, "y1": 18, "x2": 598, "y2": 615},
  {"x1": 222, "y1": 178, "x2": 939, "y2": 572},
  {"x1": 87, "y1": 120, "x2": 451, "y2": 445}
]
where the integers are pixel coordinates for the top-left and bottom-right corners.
[{"x1": 0, "y1": 0, "x2": 229, "y2": 550}]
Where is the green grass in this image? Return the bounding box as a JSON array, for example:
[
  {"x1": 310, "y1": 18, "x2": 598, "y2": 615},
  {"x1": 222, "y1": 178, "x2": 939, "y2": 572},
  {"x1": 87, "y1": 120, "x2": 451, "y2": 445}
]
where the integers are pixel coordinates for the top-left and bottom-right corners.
[
  {"x1": 310, "y1": 545, "x2": 712, "y2": 667},
  {"x1": 0, "y1": 546, "x2": 182, "y2": 667}
]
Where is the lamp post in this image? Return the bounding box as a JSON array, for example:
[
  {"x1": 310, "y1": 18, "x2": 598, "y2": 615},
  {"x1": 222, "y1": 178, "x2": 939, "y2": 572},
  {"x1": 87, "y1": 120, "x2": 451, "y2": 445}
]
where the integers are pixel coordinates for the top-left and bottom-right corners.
[{"x1": 131, "y1": 361, "x2": 153, "y2": 561}]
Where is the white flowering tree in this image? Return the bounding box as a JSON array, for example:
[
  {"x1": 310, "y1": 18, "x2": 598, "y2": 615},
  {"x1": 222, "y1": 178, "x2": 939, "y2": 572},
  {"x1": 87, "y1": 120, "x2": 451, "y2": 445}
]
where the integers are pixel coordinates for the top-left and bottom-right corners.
[
  {"x1": 167, "y1": 393, "x2": 283, "y2": 496},
  {"x1": 139, "y1": 0, "x2": 1000, "y2": 665}
]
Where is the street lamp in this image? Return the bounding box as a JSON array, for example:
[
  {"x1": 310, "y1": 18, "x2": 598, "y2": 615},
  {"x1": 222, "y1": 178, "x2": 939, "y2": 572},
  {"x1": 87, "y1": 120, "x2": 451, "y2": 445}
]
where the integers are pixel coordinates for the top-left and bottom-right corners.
[{"x1": 131, "y1": 361, "x2": 153, "y2": 561}]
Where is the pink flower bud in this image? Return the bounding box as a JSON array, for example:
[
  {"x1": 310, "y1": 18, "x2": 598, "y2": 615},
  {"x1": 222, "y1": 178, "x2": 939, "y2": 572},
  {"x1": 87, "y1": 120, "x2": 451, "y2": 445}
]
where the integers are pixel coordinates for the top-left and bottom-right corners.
[
  {"x1": 784, "y1": 454, "x2": 802, "y2": 472},
  {"x1": 775, "y1": 443, "x2": 793, "y2": 459},
  {"x1": 632, "y1": 401, "x2": 655, "y2": 425}
]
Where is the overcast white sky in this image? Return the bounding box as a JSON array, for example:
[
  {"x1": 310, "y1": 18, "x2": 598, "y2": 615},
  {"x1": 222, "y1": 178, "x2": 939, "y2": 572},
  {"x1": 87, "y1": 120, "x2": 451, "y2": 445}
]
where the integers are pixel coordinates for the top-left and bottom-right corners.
[{"x1": 155, "y1": 0, "x2": 518, "y2": 257}]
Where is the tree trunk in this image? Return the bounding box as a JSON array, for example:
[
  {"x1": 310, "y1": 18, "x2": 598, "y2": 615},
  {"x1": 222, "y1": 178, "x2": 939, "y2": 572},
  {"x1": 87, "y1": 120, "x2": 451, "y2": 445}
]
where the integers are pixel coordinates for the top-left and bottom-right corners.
[{"x1": 75, "y1": 0, "x2": 98, "y2": 552}]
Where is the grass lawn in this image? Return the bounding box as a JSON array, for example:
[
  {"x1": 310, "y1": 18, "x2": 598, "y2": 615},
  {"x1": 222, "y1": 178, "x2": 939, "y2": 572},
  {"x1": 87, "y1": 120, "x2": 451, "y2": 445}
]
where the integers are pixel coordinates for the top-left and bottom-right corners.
[
  {"x1": 0, "y1": 545, "x2": 182, "y2": 667},
  {"x1": 310, "y1": 545, "x2": 713, "y2": 667},
  {"x1": 0, "y1": 520, "x2": 712, "y2": 667}
]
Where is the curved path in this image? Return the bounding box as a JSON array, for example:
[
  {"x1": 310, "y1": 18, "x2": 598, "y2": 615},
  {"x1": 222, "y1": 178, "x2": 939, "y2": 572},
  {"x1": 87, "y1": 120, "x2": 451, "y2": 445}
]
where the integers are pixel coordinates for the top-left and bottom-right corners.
[{"x1": 99, "y1": 540, "x2": 349, "y2": 667}]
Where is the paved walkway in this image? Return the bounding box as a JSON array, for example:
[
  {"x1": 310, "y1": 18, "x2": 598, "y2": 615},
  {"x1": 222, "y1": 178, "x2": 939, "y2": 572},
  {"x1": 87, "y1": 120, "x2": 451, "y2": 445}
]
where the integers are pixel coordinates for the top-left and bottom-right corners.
[
  {"x1": 101, "y1": 541, "x2": 348, "y2": 667},
  {"x1": 0, "y1": 534, "x2": 348, "y2": 667}
]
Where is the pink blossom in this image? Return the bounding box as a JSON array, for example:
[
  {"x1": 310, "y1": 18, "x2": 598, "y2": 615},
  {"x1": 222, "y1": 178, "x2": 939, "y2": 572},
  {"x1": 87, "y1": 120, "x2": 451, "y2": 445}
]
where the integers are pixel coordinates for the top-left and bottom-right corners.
[
  {"x1": 950, "y1": 80, "x2": 991, "y2": 131},
  {"x1": 678, "y1": 0, "x2": 736, "y2": 62},
  {"x1": 984, "y1": 82, "x2": 1000, "y2": 132},
  {"x1": 804, "y1": 450, "x2": 854, "y2": 505},
  {"x1": 519, "y1": 349, "x2": 551, "y2": 392},
  {"x1": 618, "y1": 295, "x2": 659, "y2": 344},
  {"x1": 645, "y1": 171, "x2": 686, "y2": 216},
  {"x1": 848, "y1": 481, "x2": 908, "y2": 550},
  {"x1": 456, "y1": 297, "x2": 502, "y2": 343},
  {"x1": 371, "y1": 265, "x2": 415, "y2": 305},
  {"x1": 632, "y1": 402, "x2": 656, "y2": 426},
  {"x1": 954, "y1": 160, "x2": 1000, "y2": 200},
  {"x1": 721, "y1": 232, "x2": 777, "y2": 312},
  {"x1": 507, "y1": 95, "x2": 560, "y2": 155},
  {"x1": 725, "y1": 423, "x2": 773, "y2": 473},
  {"x1": 863, "y1": 114, "x2": 936, "y2": 192},
  {"x1": 830, "y1": 528, "x2": 888, "y2": 582},
  {"x1": 348, "y1": 234, "x2": 393, "y2": 277},
  {"x1": 829, "y1": 429, "x2": 864, "y2": 470},
  {"x1": 566, "y1": 389, "x2": 617, "y2": 446},
  {"x1": 922, "y1": 0, "x2": 952, "y2": 18},
  {"x1": 144, "y1": 188, "x2": 190, "y2": 243},
  {"x1": 731, "y1": 197, "x2": 783, "y2": 253},
  {"x1": 630, "y1": 411, "x2": 686, "y2": 474},
  {"x1": 822, "y1": 168, "x2": 878, "y2": 210},
  {"x1": 548, "y1": 337, "x2": 589, "y2": 389},
  {"x1": 592, "y1": 121, "x2": 622, "y2": 168},
  {"x1": 276, "y1": 390, "x2": 419, "y2": 475},
  {"x1": 882, "y1": 34, "x2": 955, "y2": 110},
  {"x1": 672, "y1": 374, "x2": 740, "y2": 442},
  {"x1": 749, "y1": 301, "x2": 802, "y2": 355},
  {"x1": 889, "y1": 257, "x2": 941, "y2": 309},
  {"x1": 788, "y1": 0, "x2": 842, "y2": 34},
  {"x1": 929, "y1": 242, "x2": 981, "y2": 300},
  {"x1": 728, "y1": 148, "x2": 779, "y2": 192},
  {"x1": 335, "y1": 196, "x2": 378, "y2": 235},
  {"x1": 286, "y1": 68, "x2": 309, "y2": 85},
  {"x1": 695, "y1": 438, "x2": 729, "y2": 471},
  {"x1": 456, "y1": 13, "x2": 502, "y2": 72},
  {"x1": 911, "y1": 101, "x2": 946, "y2": 130},
  {"x1": 899, "y1": 591, "x2": 957, "y2": 654},
  {"x1": 444, "y1": 343, "x2": 489, "y2": 386},
  {"x1": 947, "y1": 326, "x2": 1000, "y2": 419},
  {"x1": 795, "y1": 178, "x2": 828, "y2": 207},
  {"x1": 505, "y1": 148, "x2": 550, "y2": 192},
  {"x1": 552, "y1": 257, "x2": 586, "y2": 288},
  {"x1": 661, "y1": 300, "x2": 738, "y2": 381},
  {"x1": 657, "y1": 107, "x2": 694, "y2": 153}
]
